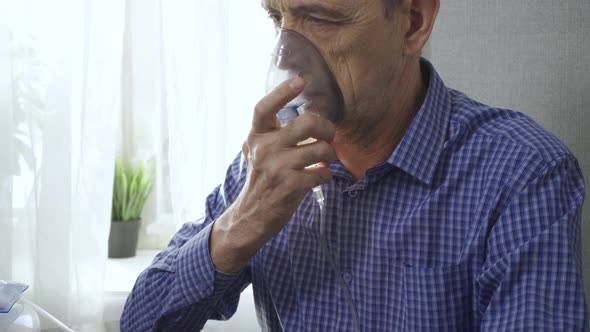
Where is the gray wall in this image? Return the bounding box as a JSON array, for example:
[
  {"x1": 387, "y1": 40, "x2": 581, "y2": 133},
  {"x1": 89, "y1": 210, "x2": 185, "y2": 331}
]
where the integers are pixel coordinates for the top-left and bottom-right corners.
[{"x1": 429, "y1": 1, "x2": 590, "y2": 310}]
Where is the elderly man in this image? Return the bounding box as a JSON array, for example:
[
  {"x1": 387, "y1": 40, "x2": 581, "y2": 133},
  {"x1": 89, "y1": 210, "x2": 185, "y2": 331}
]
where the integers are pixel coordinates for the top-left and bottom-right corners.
[{"x1": 121, "y1": 0, "x2": 588, "y2": 330}]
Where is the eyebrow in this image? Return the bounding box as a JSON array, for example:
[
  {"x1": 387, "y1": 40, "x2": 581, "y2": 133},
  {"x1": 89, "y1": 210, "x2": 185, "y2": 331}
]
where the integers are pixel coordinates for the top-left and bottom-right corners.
[
  {"x1": 290, "y1": 4, "x2": 349, "y2": 20},
  {"x1": 262, "y1": 2, "x2": 350, "y2": 21}
]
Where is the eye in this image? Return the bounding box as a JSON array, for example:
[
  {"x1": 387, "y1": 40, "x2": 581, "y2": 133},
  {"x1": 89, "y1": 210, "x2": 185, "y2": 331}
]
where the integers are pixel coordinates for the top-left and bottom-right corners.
[
  {"x1": 268, "y1": 13, "x2": 282, "y2": 26},
  {"x1": 306, "y1": 16, "x2": 339, "y2": 27},
  {"x1": 307, "y1": 16, "x2": 325, "y2": 23}
]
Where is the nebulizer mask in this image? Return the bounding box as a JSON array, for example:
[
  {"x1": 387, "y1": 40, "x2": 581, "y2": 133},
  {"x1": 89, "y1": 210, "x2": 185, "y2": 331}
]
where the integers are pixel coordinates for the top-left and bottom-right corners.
[
  {"x1": 266, "y1": 28, "x2": 361, "y2": 332},
  {"x1": 266, "y1": 28, "x2": 344, "y2": 126}
]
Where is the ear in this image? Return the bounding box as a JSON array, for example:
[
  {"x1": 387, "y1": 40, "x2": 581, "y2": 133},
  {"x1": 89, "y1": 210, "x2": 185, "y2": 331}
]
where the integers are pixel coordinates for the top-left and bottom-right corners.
[{"x1": 402, "y1": 0, "x2": 439, "y2": 56}]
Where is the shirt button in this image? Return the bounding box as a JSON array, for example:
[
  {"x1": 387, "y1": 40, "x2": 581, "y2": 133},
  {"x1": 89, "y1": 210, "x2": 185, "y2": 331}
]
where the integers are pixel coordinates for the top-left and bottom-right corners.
[
  {"x1": 342, "y1": 272, "x2": 353, "y2": 283},
  {"x1": 348, "y1": 190, "x2": 358, "y2": 198}
]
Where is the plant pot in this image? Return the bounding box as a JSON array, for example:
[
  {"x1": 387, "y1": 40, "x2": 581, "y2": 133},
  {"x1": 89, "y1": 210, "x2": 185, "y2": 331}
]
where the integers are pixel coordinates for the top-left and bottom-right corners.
[{"x1": 108, "y1": 219, "x2": 141, "y2": 258}]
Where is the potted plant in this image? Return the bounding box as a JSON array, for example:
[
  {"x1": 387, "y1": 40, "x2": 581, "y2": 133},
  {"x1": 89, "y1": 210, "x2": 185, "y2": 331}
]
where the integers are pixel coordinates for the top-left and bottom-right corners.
[{"x1": 108, "y1": 157, "x2": 155, "y2": 258}]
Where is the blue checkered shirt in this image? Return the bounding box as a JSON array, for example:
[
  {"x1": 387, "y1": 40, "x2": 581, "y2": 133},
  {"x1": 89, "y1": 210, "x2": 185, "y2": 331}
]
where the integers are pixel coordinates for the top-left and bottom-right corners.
[{"x1": 121, "y1": 60, "x2": 588, "y2": 331}]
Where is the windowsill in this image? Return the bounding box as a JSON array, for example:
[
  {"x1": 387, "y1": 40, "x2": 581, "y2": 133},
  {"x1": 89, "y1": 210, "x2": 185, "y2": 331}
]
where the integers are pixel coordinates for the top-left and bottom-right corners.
[
  {"x1": 104, "y1": 250, "x2": 160, "y2": 293},
  {"x1": 102, "y1": 250, "x2": 258, "y2": 331}
]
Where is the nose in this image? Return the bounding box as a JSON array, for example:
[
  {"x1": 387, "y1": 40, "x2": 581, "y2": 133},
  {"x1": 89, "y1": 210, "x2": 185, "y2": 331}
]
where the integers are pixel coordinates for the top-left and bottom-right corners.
[
  {"x1": 271, "y1": 29, "x2": 312, "y2": 73},
  {"x1": 273, "y1": 44, "x2": 294, "y2": 70}
]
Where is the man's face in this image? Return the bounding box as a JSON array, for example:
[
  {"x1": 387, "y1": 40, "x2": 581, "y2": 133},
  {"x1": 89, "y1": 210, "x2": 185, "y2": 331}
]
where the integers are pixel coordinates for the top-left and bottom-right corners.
[{"x1": 263, "y1": 0, "x2": 407, "y2": 141}]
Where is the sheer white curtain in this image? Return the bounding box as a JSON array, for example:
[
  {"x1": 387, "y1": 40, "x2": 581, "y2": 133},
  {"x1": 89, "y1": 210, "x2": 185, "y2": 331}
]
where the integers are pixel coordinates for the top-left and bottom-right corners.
[
  {"x1": 0, "y1": 0, "x2": 125, "y2": 328},
  {"x1": 161, "y1": 0, "x2": 231, "y2": 230},
  {"x1": 121, "y1": 0, "x2": 274, "y2": 246},
  {"x1": 162, "y1": 0, "x2": 275, "y2": 230}
]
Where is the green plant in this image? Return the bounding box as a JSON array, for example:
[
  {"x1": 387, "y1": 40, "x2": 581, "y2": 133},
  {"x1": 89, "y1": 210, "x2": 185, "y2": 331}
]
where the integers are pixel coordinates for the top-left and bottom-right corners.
[{"x1": 111, "y1": 158, "x2": 155, "y2": 221}]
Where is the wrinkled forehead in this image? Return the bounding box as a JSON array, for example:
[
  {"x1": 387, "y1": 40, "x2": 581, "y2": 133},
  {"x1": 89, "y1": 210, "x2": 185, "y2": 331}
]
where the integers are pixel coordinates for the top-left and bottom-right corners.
[{"x1": 261, "y1": 0, "x2": 357, "y2": 13}]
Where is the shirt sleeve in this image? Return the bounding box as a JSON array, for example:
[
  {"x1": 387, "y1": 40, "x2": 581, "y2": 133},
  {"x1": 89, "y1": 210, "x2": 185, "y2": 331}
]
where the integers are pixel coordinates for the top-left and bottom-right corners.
[
  {"x1": 120, "y1": 153, "x2": 251, "y2": 332},
  {"x1": 478, "y1": 155, "x2": 588, "y2": 331}
]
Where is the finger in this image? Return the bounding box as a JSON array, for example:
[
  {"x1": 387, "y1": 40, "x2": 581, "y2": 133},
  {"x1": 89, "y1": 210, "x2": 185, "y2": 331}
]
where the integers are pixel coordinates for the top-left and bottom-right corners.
[
  {"x1": 252, "y1": 77, "x2": 305, "y2": 133},
  {"x1": 299, "y1": 166, "x2": 333, "y2": 188},
  {"x1": 279, "y1": 166, "x2": 332, "y2": 197},
  {"x1": 281, "y1": 112, "x2": 336, "y2": 146},
  {"x1": 288, "y1": 141, "x2": 337, "y2": 170}
]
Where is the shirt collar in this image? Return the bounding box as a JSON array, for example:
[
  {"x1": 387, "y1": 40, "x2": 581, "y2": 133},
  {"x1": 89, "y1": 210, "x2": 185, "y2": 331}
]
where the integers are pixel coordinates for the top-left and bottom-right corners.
[{"x1": 384, "y1": 58, "x2": 452, "y2": 185}]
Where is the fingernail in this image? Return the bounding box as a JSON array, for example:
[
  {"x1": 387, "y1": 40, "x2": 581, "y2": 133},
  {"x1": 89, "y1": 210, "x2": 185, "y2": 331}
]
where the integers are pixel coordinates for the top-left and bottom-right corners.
[{"x1": 289, "y1": 77, "x2": 305, "y2": 90}]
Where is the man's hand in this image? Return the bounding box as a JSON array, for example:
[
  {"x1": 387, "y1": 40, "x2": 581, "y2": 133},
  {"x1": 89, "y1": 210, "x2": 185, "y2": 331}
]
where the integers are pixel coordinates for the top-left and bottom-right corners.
[{"x1": 210, "y1": 77, "x2": 337, "y2": 273}]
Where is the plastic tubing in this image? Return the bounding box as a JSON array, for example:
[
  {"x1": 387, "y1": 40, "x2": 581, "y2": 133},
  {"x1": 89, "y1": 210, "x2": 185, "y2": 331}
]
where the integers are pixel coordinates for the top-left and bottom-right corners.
[{"x1": 312, "y1": 186, "x2": 361, "y2": 332}]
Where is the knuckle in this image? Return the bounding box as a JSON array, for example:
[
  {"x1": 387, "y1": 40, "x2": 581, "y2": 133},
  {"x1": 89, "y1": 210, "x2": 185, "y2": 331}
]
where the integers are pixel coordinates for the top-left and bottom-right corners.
[
  {"x1": 242, "y1": 143, "x2": 250, "y2": 165},
  {"x1": 247, "y1": 153, "x2": 259, "y2": 171},
  {"x1": 315, "y1": 141, "x2": 332, "y2": 156},
  {"x1": 304, "y1": 147, "x2": 320, "y2": 162},
  {"x1": 252, "y1": 113, "x2": 264, "y2": 127},
  {"x1": 249, "y1": 144, "x2": 278, "y2": 173},
  {"x1": 253, "y1": 100, "x2": 266, "y2": 116},
  {"x1": 290, "y1": 115, "x2": 316, "y2": 140},
  {"x1": 266, "y1": 160, "x2": 281, "y2": 176},
  {"x1": 302, "y1": 148, "x2": 317, "y2": 163},
  {"x1": 266, "y1": 164, "x2": 283, "y2": 184},
  {"x1": 257, "y1": 144, "x2": 273, "y2": 158},
  {"x1": 275, "y1": 84, "x2": 293, "y2": 100},
  {"x1": 299, "y1": 113, "x2": 316, "y2": 129},
  {"x1": 246, "y1": 131, "x2": 256, "y2": 142},
  {"x1": 252, "y1": 104, "x2": 268, "y2": 125},
  {"x1": 242, "y1": 140, "x2": 250, "y2": 154},
  {"x1": 248, "y1": 145, "x2": 264, "y2": 168}
]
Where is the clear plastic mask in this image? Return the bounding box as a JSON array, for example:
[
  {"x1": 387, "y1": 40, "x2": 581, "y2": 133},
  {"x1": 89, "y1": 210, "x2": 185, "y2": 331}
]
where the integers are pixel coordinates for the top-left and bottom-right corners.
[{"x1": 266, "y1": 28, "x2": 344, "y2": 126}]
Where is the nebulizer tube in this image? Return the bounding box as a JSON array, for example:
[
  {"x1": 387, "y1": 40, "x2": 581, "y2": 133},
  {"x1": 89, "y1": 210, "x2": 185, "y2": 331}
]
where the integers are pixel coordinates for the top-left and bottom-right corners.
[
  {"x1": 312, "y1": 186, "x2": 361, "y2": 332},
  {"x1": 266, "y1": 28, "x2": 361, "y2": 332}
]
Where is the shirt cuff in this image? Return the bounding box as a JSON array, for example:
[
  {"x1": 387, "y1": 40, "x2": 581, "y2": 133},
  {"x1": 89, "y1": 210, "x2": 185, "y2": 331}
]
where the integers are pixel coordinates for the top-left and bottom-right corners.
[{"x1": 176, "y1": 221, "x2": 243, "y2": 305}]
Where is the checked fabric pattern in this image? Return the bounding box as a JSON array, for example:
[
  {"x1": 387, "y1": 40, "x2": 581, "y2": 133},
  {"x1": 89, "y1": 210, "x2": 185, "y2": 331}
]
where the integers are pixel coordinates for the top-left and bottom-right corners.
[{"x1": 121, "y1": 59, "x2": 588, "y2": 331}]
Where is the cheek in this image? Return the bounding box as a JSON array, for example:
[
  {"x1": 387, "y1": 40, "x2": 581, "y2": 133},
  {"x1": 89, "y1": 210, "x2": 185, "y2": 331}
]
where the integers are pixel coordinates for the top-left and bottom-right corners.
[
  {"x1": 318, "y1": 37, "x2": 359, "y2": 109},
  {"x1": 332, "y1": 60, "x2": 360, "y2": 112},
  {"x1": 324, "y1": 44, "x2": 375, "y2": 113},
  {"x1": 324, "y1": 28, "x2": 403, "y2": 113}
]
